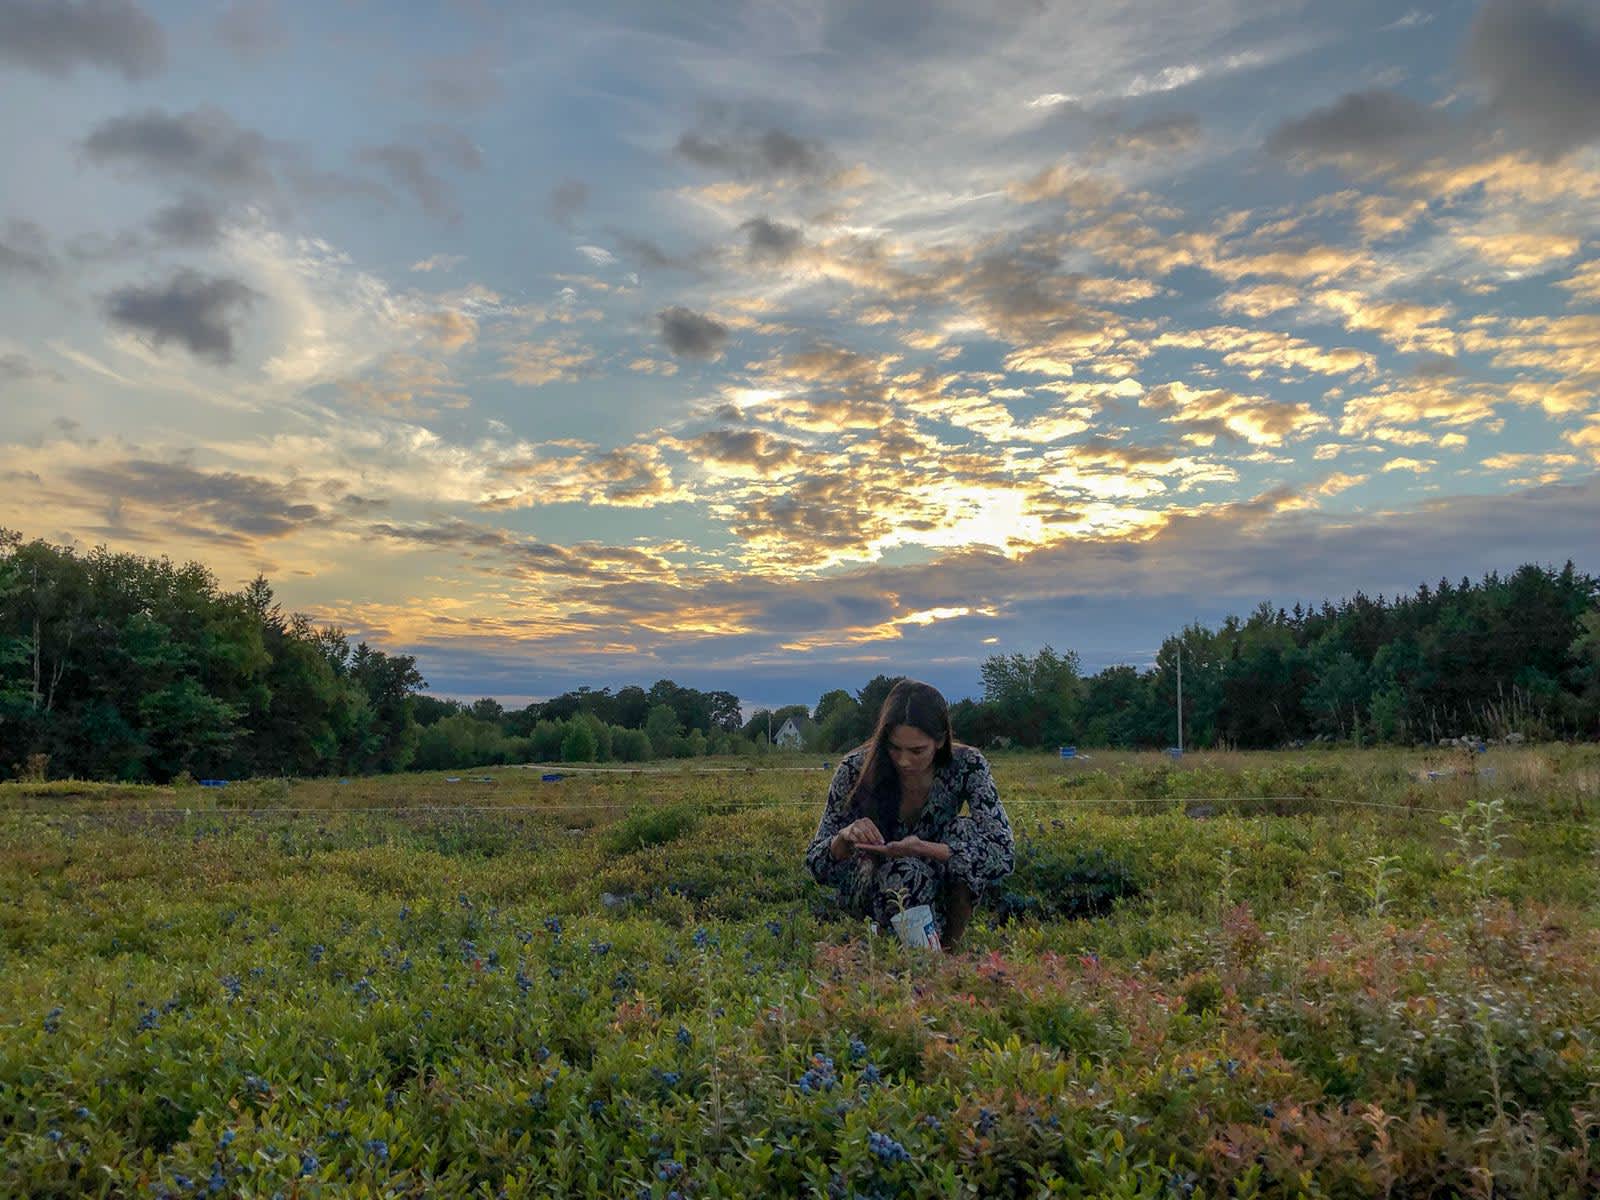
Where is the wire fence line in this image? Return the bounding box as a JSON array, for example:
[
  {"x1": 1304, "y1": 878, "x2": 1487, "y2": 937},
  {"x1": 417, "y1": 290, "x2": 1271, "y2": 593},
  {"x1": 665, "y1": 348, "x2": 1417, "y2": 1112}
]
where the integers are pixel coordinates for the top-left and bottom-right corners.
[
  {"x1": 501, "y1": 764, "x2": 833, "y2": 774},
  {"x1": 2, "y1": 794, "x2": 1311, "y2": 818},
  {"x1": 1, "y1": 791, "x2": 1594, "y2": 830}
]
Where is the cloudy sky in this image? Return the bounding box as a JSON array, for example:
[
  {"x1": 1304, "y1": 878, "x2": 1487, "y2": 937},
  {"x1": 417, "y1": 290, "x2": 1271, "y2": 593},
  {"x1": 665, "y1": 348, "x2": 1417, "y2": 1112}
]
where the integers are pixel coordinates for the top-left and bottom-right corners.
[{"x1": 2, "y1": 0, "x2": 1598, "y2": 710}]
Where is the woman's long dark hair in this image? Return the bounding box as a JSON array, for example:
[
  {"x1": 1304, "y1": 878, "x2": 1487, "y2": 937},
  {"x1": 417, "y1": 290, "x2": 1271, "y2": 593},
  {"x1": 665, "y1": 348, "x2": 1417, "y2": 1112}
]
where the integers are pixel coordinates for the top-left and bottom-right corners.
[{"x1": 847, "y1": 679, "x2": 955, "y2": 841}]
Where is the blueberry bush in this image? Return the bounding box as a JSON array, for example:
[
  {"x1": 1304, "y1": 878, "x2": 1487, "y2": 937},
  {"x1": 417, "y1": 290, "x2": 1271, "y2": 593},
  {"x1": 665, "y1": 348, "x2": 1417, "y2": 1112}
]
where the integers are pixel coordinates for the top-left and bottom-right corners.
[{"x1": 4, "y1": 747, "x2": 1600, "y2": 1197}]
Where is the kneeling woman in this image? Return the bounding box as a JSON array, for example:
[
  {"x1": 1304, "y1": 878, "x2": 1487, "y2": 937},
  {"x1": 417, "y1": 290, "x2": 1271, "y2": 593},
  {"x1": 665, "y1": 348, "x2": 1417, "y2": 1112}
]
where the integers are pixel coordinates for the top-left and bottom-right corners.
[{"x1": 805, "y1": 680, "x2": 1014, "y2": 949}]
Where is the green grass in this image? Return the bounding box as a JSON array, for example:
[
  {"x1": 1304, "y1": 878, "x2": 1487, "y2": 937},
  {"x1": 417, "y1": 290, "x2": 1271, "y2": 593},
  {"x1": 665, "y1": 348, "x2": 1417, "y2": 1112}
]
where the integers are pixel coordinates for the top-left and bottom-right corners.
[{"x1": 4, "y1": 747, "x2": 1600, "y2": 1196}]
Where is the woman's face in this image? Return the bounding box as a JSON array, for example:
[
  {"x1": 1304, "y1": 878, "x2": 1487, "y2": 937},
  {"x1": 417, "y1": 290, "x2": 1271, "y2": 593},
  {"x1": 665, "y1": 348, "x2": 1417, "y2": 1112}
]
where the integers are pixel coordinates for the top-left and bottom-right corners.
[{"x1": 886, "y1": 724, "x2": 942, "y2": 777}]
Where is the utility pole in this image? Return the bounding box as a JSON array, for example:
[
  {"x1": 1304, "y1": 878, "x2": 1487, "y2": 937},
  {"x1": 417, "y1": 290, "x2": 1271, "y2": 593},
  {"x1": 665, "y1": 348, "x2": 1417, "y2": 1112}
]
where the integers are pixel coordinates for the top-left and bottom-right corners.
[
  {"x1": 1176, "y1": 643, "x2": 1184, "y2": 754},
  {"x1": 31, "y1": 562, "x2": 42, "y2": 711}
]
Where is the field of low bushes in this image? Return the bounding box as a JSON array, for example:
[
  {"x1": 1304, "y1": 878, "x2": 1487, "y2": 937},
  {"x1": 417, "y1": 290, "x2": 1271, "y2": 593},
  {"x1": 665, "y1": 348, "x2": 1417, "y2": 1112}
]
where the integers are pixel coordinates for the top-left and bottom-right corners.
[{"x1": 4, "y1": 746, "x2": 1600, "y2": 1197}]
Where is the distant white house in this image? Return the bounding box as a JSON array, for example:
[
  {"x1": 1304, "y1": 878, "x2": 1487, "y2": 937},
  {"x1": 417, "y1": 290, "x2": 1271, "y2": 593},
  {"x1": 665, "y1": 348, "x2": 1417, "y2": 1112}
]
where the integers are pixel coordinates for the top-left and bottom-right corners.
[{"x1": 774, "y1": 716, "x2": 805, "y2": 748}]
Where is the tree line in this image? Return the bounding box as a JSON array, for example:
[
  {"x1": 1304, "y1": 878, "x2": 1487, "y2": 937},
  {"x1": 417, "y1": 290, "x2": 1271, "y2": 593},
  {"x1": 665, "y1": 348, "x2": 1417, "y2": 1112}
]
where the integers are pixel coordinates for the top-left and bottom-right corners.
[
  {"x1": 3, "y1": 529, "x2": 1597, "y2": 781},
  {"x1": 954, "y1": 560, "x2": 1600, "y2": 751},
  {"x1": 0, "y1": 530, "x2": 422, "y2": 782},
  {"x1": 411, "y1": 681, "x2": 753, "y2": 769}
]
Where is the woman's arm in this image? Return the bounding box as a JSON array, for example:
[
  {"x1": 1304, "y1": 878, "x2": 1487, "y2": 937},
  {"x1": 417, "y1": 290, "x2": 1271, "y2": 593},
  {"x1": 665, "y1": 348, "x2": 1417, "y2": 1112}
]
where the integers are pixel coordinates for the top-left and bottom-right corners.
[{"x1": 805, "y1": 757, "x2": 861, "y2": 886}]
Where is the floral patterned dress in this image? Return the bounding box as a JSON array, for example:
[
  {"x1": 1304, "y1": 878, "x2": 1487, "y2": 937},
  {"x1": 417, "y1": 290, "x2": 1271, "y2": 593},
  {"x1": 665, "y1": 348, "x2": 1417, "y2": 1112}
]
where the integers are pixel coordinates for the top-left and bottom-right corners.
[{"x1": 805, "y1": 744, "x2": 1015, "y2": 933}]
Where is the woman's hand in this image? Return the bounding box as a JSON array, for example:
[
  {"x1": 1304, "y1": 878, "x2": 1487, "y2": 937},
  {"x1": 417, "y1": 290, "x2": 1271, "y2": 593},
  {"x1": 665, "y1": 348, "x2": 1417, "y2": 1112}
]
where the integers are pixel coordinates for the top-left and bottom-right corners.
[
  {"x1": 859, "y1": 835, "x2": 950, "y2": 862},
  {"x1": 831, "y1": 818, "x2": 885, "y2": 860}
]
